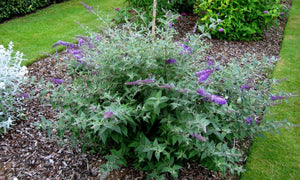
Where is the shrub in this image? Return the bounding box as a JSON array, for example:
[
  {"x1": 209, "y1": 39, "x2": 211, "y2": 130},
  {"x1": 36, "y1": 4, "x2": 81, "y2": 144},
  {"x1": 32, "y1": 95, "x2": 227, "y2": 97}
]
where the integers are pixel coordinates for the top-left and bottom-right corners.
[
  {"x1": 46, "y1": 9, "x2": 290, "y2": 178},
  {"x1": 124, "y1": 0, "x2": 196, "y2": 14},
  {"x1": 113, "y1": 0, "x2": 196, "y2": 27},
  {"x1": 0, "y1": 0, "x2": 68, "y2": 23},
  {"x1": 194, "y1": 0, "x2": 287, "y2": 41},
  {"x1": 0, "y1": 42, "x2": 28, "y2": 133}
]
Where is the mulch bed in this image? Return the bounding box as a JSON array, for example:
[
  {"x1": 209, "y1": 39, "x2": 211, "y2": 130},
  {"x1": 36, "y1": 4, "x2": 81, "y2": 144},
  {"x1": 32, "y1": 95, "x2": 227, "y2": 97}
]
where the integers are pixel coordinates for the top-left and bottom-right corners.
[{"x1": 0, "y1": 1, "x2": 292, "y2": 179}]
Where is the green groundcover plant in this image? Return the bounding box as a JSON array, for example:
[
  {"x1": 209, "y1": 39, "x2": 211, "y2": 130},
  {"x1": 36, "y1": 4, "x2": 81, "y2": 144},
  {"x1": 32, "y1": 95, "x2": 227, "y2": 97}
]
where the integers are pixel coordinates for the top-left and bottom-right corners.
[
  {"x1": 42, "y1": 5, "x2": 292, "y2": 178},
  {"x1": 0, "y1": 42, "x2": 28, "y2": 133},
  {"x1": 194, "y1": 0, "x2": 287, "y2": 41}
]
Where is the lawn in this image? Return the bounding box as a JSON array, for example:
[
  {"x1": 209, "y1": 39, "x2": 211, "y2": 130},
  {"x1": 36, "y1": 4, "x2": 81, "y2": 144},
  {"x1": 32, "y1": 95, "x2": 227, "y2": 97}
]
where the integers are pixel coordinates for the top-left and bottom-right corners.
[
  {"x1": 0, "y1": 0, "x2": 124, "y2": 66},
  {"x1": 242, "y1": 0, "x2": 300, "y2": 179}
]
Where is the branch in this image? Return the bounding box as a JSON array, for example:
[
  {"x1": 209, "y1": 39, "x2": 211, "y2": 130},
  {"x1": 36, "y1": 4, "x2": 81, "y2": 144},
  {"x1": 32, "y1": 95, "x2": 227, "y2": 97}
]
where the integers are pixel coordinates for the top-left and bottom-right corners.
[{"x1": 151, "y1": 0, "x2": 157, "y2": 36}]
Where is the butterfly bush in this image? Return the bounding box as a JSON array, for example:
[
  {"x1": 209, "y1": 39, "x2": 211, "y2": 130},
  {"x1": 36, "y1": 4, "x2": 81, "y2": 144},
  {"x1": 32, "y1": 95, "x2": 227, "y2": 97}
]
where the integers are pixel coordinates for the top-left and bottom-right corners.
[
  {"x1": 46, "y1": 9, "x2": 291, "y2": 179},
  {"x1": 0, "y1": 42, "x2": 28, "y2": 133}
]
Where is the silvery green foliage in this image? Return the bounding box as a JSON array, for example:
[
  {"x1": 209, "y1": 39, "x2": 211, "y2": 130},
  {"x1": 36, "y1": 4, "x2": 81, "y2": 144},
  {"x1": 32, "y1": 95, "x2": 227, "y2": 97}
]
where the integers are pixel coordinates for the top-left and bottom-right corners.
[
  {"x1": 47, "y1": 9, "x2": 290, "y2": 178},
  {"x1": 197, "y1": 17, "x2": 224, "y2": 39},
  {"x1": 0, "y1": 42, "x2": 28, "y2": 133}
]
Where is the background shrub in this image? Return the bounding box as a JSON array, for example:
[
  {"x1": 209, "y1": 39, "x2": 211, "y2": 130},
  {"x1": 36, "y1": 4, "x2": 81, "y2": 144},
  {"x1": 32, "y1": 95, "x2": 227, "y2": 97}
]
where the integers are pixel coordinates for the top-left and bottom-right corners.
[
  {"x1": 114, "y1": 0, "x2": 196, "y2": 26},
  {"x1": 45, "y1": 9, "x2": 290, "y2": 178},
  {"x1": 0, "y1": 0, "x2": 68, "y2": 23},
  {"x1": 0, "y1": 42, "x2": 28, "y2": 133},
  {"x1": 194, "y1": 0, "x2": 287, "y2": 41},
  {"x1": 124, "y1": 0, "x2": 196, "y2": 14}
]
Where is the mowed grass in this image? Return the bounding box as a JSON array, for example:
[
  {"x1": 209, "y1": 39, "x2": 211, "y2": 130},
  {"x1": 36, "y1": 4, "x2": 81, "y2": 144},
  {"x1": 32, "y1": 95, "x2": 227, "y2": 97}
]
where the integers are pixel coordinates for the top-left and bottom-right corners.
[
  {"x1": 242, "y1": 0, "x2": 300, "y2": 179},
  {"x1": 0, "y1": 0, "x2": 124, "y2": 66}
]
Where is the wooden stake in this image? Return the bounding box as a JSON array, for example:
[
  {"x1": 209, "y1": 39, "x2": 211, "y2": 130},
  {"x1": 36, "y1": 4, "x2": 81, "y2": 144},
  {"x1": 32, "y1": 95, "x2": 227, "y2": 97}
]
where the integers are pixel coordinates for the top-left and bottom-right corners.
[{"x1": 151, "y1": 0, "x2": 157, "y2": 36}]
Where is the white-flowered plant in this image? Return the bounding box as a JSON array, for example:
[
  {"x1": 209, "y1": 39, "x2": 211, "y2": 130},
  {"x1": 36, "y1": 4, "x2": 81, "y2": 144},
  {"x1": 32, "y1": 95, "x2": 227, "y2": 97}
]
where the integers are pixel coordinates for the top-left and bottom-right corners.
[{"x1": 0, "y1": 42, "x2": 28, "y2": 133}]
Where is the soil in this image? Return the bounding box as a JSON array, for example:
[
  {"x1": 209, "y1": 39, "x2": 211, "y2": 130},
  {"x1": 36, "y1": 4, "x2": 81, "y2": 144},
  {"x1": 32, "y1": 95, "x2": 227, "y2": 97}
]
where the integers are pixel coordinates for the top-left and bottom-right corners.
[{"x1": 0, "y1": 1, "x2": 292, "y2": 179}]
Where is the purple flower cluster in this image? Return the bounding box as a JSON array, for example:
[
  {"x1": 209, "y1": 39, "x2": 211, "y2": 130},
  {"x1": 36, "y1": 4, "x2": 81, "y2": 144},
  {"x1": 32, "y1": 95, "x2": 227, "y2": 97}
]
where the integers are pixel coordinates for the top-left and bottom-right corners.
[
  {"x1": 197, "y1": 89, "x2": 227, "y2": 105},
  {"x1": 178, "y1": 44, "x2": 193, "y2": 55},
  {"x1": 270, "y1": 95, "x2": 285, "y2": 101},
  {"x1": 241, "y1": 85, "x2": 253, "y2": 91},
  {"x1": 50, "y1": 78, "x2": 65, "y2": 85},
  {"x1": 68, "y1": 49, "x2": 84, "y2": 59},
  {"x1": 125, "y1": 79, "x2": 154, "y2": 86},
  {"x1": 195, "y1": 69, "x2": 212, "y2": 83},
  {"x1": 245, "y1": 117, "x2": 253, "y2": 125},
  {"x1": 78, "y1": 38, "x2": 85, "y2": 47},
  {"x1": 264, "y1": 11, "x2": 269, "y2": 14},
  {"x1": 104, "y1": 111, "x2": 114, "y2": 119},
  {"x1": 191, "y1": 133, "x2": 206, "y2": 141},
  {"x1": 166, "y1": 58, "x2": 176, "y2": 64},
  {"x1": 53, "y1": 40, "x2": 77, "y2": 49}
]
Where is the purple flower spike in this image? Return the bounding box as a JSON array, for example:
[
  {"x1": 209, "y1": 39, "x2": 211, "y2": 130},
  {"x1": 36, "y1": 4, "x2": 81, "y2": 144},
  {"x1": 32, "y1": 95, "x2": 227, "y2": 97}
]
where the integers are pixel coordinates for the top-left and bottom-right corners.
[
  {"x1": 139, "y1": 79, "x2": 154, "y2": 84},
  {"x1": 115, "y1": 8, "x2": 120, "y2": 11},
  {"x1": 181, "y1": 13, "x2": 187, "y2": 16},
  {"x1": 166, "y1": 59, "x2": 176, "y2": 64},
  {"x1": 280, "y1": 12, "x2": 284, "y2": 15},
  {"x1": 104, "y1": 111, "x2": 114, "y2": 119},
  {"x1": 196, "y1": 69, "x2": 212, "y2": 83},
  {"x1": 53, "y1": 40, "x2": 77, "y2": 48},
  {"x1": 88, "y1": 43, "x2": 94, "y2": 49},
  {"x1": 264, "y1": 11, "x2": 269, "y2": 14},
  {"x1": 125, "y1": 80, "x2": 139, "y2": 85},
  {"x1": 50, "y1": 78, "x2": 65, "y2": 85},
  {"x1": 270, "y1": 95, "x2": 285, "y2": 101},
  {"x1": 179, "y1": 44, "x2": 193, "y2": 54},
  {"x1": 81, "y1": 2, "x2": 94, "y2": 10},
  {"x1": 197, "y1": 89, "x2": 206, "y2": 96},
  {"x1": 96, "y1": 35, "x2": 100, "y2": 41},
  {"x1": 245, "y1": 117, "x2": 253, "y2": 125},
  {"x1": 211, "y1": 95, "x2": 227, "y2": 105},
  {"x1": 219, "y1": 28, "x2": 224, "y2": 32},
  {"x1": 191, "y1": 133, "x2": 206, "y2": 141},
  {"x1": 77, "y1": 60, "x2": 85, "y2": 65},
  {"x1": 169, "y1": 22, "x2": 173, "y2": 28},
  {"x1": 78, "y1": 38, "x2": 85, "y2": 46},
  {"x1": 158, "y1": 84, "x2": 173, "y2": 89},
  {"x1": 241, "y1": 85, "x2": 253, "y2": 91},
  {"x1": 177, "y1": 17, "x2": 181, "y2": 21}
]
